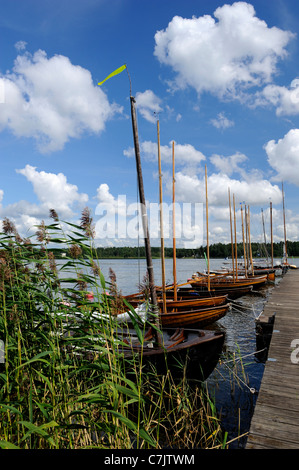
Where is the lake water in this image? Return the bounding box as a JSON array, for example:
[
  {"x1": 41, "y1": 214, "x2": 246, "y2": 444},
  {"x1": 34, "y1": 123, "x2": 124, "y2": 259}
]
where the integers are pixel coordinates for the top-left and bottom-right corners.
[{"x1": 94, "y1": 257, "x2": 287, "y2": 448}]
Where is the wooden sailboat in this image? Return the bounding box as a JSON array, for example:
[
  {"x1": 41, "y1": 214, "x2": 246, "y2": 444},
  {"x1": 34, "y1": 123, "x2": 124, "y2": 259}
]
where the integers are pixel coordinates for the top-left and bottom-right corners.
[
  {"x1": 188, "y1": 196, "x2": 267, "y2": 291},
  {"x1": 123, "y1": 139, "x2": 229, "y2": 328},
  {"x1": 188, "y1": 272, "x2": 268, "y2": 289},
  {"x1": 118, "y1": 91, "x2": 224, "y2": 373},
  {"x1": 125, "y1": 292, "x2": 228, "y2": 310}
]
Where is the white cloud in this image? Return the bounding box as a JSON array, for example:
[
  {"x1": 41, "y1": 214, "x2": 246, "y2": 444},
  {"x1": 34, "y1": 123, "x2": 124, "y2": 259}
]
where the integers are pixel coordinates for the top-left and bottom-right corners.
[
  {"x1": 135, "y1": 90, "x2": 163, "y2": 123},
  {"x1": 265, "y1": 129, "x2": 299, "y2": 185},
  {"x1": 124, "y1": 140, "x2": 205, "y2": 166},
  {"x1": 154, "y1": 2, "x2": 295, "y2": 101},
  {"x1": 16, "y1": 164, "x2": 88, "y2": 218},
  {"x1": 210, "y1": 112, "x2": 234, "y2": 129},
  {"x1": 173, "y1": 171, "x2": 282, "y2": 206},
  {"x1": 14, "y1": 40, "x2": 27, "y2": 51},
  {"x1": 96, "y1": 183, "x2": 127, "y2": 217},
  {"x1": 210, "y1": 152, "x2": 247, "y2": 176},
  {"x1": 259, "y1": 79, "x2": 299, "y2": 115},
  {"x1": 0, "y1": 49, "x2": 121, "y2": 153}
]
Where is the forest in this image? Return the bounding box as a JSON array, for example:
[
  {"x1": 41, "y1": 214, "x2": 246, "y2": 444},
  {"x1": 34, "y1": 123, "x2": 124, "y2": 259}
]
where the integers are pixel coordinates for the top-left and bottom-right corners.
[{"x1": 93, "y1": 241, "x2": 299, "y2": 259}]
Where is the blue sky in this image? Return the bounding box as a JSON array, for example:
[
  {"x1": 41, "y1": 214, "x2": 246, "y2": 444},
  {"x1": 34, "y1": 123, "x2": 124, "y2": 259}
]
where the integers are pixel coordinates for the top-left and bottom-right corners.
[{"x1": 1, "y1": 0, "x2": 299, "y2": 250}]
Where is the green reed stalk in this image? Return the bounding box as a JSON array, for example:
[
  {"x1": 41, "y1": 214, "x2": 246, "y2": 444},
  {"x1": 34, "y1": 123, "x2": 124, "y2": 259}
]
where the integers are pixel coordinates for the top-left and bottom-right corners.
[{"x1": 0, "y1": 209, "x2": 229, "y2": 450}]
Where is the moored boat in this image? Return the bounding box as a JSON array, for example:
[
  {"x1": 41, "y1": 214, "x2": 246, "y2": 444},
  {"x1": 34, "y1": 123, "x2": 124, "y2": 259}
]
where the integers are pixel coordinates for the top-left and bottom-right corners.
[
  {"x1": 119, "y1": 325, "x2": 225, "y2": 380},
  {"x1": 188, "y1": 272, "x2": 268, "y2": 289}
]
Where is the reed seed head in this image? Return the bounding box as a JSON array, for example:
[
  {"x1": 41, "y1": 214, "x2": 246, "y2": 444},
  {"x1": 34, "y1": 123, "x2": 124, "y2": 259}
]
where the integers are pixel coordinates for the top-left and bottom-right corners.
[
  {"x1": 80, "y1": 207, "x2": 95, "y2": 239},
  {"x1": 49, "y1": 209, "x2": 59, "y2": 221}
]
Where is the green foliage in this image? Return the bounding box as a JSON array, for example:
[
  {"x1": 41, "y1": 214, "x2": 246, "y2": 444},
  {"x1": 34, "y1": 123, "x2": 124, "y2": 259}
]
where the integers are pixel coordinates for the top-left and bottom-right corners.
[
  {"x1": 59, "y1": 241, "x2": 299, "y2": 260},
  {"x1": 0, "y1": 210, "x2": 225, "y2": 449}
]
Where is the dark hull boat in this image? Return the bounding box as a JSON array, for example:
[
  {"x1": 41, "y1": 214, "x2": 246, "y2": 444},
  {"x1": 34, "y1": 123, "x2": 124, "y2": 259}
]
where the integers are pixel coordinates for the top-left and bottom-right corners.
[{"x1": 120, "y1": 326, "x2": 225, "y2": 381}]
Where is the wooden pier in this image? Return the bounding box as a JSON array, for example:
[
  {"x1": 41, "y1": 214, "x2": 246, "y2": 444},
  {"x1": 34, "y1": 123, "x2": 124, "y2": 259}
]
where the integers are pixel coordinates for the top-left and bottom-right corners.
[{"x1": 246, "y1": 268, "x2": 299, "y2": 449}]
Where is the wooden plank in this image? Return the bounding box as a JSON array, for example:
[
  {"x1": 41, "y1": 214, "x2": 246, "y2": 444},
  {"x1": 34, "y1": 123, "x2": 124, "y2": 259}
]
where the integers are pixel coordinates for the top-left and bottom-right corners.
[
  {"x1": 246, "y1": 434, "x2": 299, "y2": 449},
  {"x1": 247, "y1": 269, "x2": 299, "y2": 449},
  {"x1": 249, "y1": 403, "x2": 299, "y2": 423}
]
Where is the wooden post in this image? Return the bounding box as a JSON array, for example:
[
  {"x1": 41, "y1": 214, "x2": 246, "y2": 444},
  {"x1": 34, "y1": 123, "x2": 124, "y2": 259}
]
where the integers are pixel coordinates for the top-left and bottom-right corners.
[
  {"x1": 172, "y1": 141, "x2": 177, "y2": 301},
  {"x1": 205, "y1": 165, "x2": 210, "y2": 291}
]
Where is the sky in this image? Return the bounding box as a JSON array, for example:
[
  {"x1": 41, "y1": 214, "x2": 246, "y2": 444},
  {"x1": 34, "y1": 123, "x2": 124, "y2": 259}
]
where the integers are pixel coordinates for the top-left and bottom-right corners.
[{"x1": 1, "y1": 0, "x2": 299, "y2": 252}]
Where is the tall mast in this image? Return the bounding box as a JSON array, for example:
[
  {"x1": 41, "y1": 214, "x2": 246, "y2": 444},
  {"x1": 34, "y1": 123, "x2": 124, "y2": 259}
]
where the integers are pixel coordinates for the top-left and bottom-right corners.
[
  {"x1": 228, "y1": 188, "x2": 235, "y2": 281},
  {"x1": 282, "y1": 182, "x2": 288, "y2": 265},
  {"x1": 261, "y1": 208, "x2": 268, "y2": 261},
  {"x1": 130, "y1": 96, "x2": 162, "y2": 344},
  {"x1": 205, "y1": 165, "x2": 210, "y2": 291},
  {"x1": 245, "y1": 205, "x2": 250, "y2": 272},
  {"x1": 241, "y1": 204, "x2": 247, "y2": 277},
  {"x1": 247, "y1": 206, "x2": 254, "y2": 273},
  {"x1": 172, "y1": 141, "x2": 177, "y2": 301},
  {"x1": 270, "y1": 201, "x2": 274, "y2": 269},
  {"x1": 233, "y1": 194, "x2": 238, "y2": 280},
  {"x1": 157, "y1": 120, "x2": 167, "y2": 314}
]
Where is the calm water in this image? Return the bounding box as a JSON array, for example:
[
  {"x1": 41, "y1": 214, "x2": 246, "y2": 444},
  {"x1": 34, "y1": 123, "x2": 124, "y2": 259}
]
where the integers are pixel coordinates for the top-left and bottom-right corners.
[{"x1": 95, "y1": 257, "x2": 284, "y2": 448}]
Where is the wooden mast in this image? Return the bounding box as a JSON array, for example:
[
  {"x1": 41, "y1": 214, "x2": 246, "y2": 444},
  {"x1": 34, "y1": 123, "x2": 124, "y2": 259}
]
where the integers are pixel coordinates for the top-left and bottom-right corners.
[
  {"x1": 205, "y1": 165, "x2": 210, "y2": 291},
  {"x1": 172, "y1": 141, "x2": 177, "y2": 301},
  {"x1": 245, "y1": 205, "x2": 250, "y2": 272},
  {"x1": 247, "y1": 206, "x2": 254, "y2": 273},
  {"x1": 261, "y1": 208, "x2": 268, "y2": 261},
  {"x1": 233, "y1": 194, "x2": 238, "y2": 280},
  {"x1": 130, "y1": 96, "x2": 162, "y2": 345},
  {"x1": 157, "y1": 119, "x2": 167, "y2": 314},
  {"x1": 241, "y1": 203, "x2": 247, "y2": 277},
  {"x1": 282, "y1": 182, "x2": 288, "y2": 265},
  {"x1": 228, "y1": 188, "x2": 235, "y2": 282},
  {"x1": 270, "y1": 201, "x2": 274, "y2": 269}
]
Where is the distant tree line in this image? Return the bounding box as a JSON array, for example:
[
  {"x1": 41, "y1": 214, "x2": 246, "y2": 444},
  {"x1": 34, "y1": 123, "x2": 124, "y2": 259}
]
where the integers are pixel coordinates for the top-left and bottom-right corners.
[
  {"x1": 12, "y1": 240, "x2": 296, "y2": 260},
  {"x1": 92, "y1": 241, "x2": 299, "y2": 259}
]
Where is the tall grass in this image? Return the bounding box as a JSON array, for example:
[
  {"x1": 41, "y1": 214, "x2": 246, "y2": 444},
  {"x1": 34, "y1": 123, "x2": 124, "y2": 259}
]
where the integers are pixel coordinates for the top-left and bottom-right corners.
[{"x1": 0, "y1": 209, "x2": 226, "y2": 449}]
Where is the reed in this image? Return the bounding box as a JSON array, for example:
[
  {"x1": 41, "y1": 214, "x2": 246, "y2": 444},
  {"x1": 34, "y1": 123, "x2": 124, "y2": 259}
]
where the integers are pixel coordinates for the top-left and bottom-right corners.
[{"x1": 0, "y1": 209, "x2": 227, "y2": 449}]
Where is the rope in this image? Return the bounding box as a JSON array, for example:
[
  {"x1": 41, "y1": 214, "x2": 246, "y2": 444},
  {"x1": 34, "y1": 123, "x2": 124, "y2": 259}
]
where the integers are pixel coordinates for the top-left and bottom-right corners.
[
  {"x1": 220, "y1": 348, "x2": 267, "y2": 394},
  {"x1": 222, "y1": 348, "x2": 267, "y2": 365},
  {"x1": 229, "y1": 298, "x2": 266, "y2": 319}
]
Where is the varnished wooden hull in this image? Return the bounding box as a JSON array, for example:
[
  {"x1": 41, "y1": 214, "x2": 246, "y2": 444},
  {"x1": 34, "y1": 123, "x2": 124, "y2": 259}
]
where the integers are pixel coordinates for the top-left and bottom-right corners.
[
  {"x1": 189, "y1": 274, "x2": 268, "y2": 289},
  {"x1": 126, "y1": 294, "x2": 228, "y2": 311},
  {"x1": 159, "y1": 304, "x2": 230, "y2": 328}
]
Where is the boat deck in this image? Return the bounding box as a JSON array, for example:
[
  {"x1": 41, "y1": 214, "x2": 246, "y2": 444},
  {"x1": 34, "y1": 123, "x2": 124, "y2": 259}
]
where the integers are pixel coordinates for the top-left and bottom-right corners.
[{"x1": 246, "y1": 268, "x2": 299, "y2": 449}]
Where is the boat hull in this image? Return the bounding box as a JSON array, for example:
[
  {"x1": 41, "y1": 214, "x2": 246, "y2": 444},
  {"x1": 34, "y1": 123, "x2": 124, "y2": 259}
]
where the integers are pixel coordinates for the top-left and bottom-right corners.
[
  {"x1": 160, "y1": 304, "x2": 230, "y2": 328},
  {"x1": 125, "y1": 293, "x2": 227, "y2": 311},
  {"x1": 188, "y1": 274, "x2": 268, "y2": 290},
  {"x1": 120, "y1": 327, "x2": 225, "y2": 380},
  {"x1": 173, "y1": 286, "x2": 253, "y2": 300}
]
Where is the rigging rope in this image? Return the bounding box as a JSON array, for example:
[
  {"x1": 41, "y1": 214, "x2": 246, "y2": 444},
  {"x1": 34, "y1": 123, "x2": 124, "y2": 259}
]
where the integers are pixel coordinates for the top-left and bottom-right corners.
[{"x1": 220, "y1": 348, "x2": 267, "y2": 394}]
